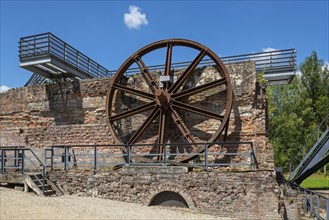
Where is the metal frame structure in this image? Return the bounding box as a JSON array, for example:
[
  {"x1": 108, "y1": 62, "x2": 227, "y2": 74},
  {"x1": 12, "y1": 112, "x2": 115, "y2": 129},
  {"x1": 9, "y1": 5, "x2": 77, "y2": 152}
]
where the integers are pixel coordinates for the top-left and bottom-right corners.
[
  {"x1": 20, "y1": 33, "x2": 296, "y2": 86},
  {"x1": 46, "y1": 142, "x2": 258, "y2": 173},
  {"x1": 0, "y1": 147, "x2": 46, "y2": 193},
  {"x1": 19, "y1": 32, "x2": 112, "y2": 80},
  {"x1": 289, "y1": 113, "x2": 329, "y2": 184}
]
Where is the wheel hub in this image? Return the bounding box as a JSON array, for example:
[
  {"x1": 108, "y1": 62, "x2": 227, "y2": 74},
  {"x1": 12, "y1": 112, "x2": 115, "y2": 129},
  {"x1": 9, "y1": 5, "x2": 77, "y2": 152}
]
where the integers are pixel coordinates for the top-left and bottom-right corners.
[{"x1": 155, "y1": 89, "x2": 171, "y2": 108}]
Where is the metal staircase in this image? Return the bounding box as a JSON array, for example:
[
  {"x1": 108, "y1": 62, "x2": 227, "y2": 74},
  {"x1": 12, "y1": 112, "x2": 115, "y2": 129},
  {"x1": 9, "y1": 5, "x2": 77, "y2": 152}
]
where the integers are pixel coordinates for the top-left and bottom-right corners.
[
  {"x1": 0, "y1": 147, "x2": 62, "y2": 196},
  {"x1": 288, "y1": 113, "x2": 329, "y2": 184}
]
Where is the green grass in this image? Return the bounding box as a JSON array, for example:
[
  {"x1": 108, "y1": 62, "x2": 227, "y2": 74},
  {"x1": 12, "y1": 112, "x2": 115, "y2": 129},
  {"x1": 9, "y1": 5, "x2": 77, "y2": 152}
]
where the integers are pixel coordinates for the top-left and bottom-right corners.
[{"x1": 300, "y1": 174, "x2": 329, "y2": 189}]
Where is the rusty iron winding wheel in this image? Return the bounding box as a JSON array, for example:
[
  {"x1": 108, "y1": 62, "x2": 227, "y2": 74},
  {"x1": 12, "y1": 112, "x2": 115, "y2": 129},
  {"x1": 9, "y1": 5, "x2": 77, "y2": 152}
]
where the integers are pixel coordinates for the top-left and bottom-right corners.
[{"x1": 106, "y1": 39, "x2": 233, "y2": 163}]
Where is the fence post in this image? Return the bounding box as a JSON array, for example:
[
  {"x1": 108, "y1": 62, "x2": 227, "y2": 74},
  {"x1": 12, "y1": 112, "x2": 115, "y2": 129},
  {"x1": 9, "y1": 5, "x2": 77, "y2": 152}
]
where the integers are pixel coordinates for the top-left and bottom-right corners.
[
  {"x1": 21, "y1": 150, "x2": 25, "y2": 174},
  {"x1": 317, "y1": 195, "x2": 320, "y2": 219},
  {"x1": 204, "y1": 143, "x2": 208, "y2": 171},
  {"x1": 326, "y1": 198, "x2": 329, "y2": 220},
  {"x1": 310, "y1": 191, "x2": 313, "y2": 216},
  {"x1": 93, "y1": 145, "x2": 97, "y2": 175},
  {"x1": 163, "y1": 144, "x2": 167, "y2": 165},
  {"x1": 42, "y1": 165, "x2": 45, "y2": 193},
  {"x1": 1, "y1": 150, "x2": 4, "y2": 174},
  {"x1": 304, "y1": 191, "x2": 308, "y2": 212},
  {"x1": 51, "y1": 147, "x2": 54, "y2": 171},
  {"x1": 64, "y1": 146, "x2": 68, "y2": 171},
  {"x1": 127, "y1": 145, "x2": 131, "y2": 165}
]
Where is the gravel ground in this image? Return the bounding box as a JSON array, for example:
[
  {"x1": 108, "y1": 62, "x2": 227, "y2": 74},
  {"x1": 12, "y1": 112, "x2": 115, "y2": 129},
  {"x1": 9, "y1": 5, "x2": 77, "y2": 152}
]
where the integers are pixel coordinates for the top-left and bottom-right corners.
[{"x1": 0, "y1": 187, "x2": 232, "y2": 220}]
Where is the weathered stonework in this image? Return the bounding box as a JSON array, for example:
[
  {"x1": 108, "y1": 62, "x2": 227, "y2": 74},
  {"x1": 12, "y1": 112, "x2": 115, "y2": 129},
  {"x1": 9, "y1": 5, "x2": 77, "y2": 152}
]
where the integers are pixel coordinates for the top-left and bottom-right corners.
[
  {"x1": 0, "y1": 61, "x2": 273, "y2": 169},
  {"x1": 49, "y1": 169, "x2": 281, "y2": 219},
  {"x1": 0, "y1": 61, "x2": 279, "y2": 218}
]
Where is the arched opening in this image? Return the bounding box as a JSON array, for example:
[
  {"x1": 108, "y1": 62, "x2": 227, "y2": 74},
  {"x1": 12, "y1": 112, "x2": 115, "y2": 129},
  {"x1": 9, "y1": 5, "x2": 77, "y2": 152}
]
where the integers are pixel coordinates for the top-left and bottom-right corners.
[{"x1": 149, "y1": 191, "x2": 189, "y2": 208}]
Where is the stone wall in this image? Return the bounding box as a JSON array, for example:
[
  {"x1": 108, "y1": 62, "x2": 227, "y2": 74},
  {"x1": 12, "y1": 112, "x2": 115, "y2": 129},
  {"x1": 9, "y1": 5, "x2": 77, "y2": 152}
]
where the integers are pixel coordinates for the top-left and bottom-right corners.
[
  {"x1": 49, "y1": 168, "x2": 281, "y2": 219},
  {"x1": 0, "y1": 61, "x2": 273, "y2": 169},
  {"x1": 0, "y1": 61, "x2": 282, "y2": 218}
]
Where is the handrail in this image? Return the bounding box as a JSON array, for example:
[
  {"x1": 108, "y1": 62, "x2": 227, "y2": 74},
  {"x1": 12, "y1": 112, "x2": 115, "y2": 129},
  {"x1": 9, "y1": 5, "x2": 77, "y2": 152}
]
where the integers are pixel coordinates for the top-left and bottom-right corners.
[
  {"x1": 281, "y1": 178, "x2": 329, "y2": 220},
  {"x1": 47, "y1": 141, "x2": 258, "y2": 173},
  {"x1": 19, "y1": 32, "x2": 112, "y2": 79},
  {"x1": 0, "y1": 147, "x2": 46, "y2": 193},
  {"x1": 21, "y1": 32, "x2": 296, "y2": 85},
  {"x1": 288, "y1": 113, "x2": 329, "y2": 177}
]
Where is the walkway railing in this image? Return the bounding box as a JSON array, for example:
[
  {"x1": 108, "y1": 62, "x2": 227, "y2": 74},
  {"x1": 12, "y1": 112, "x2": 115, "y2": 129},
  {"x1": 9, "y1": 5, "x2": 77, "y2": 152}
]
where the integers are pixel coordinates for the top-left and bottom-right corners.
[
  {"x1": 288, "y1": 113, "x2": 329, "y2": 181},
  {"x1": 0, "y1": 147, "x2": 46, "y2": 193},
  {"x1": 19, "y1": 32, "x2": 112, "y2": 79},
  {"x1": 289, "y1": 181, "x2": 329, "y2": 220},
  {"x1": 46, "y1": 142, "x2": 257, "y2": 173},
  {"x1": 21, "y1": 33, "x2": 295, "y2": 86}
]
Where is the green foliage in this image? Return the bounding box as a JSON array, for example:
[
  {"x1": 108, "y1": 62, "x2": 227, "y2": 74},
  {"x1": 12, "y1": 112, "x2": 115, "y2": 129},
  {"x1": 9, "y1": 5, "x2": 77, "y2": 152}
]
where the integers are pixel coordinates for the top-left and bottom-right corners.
[
  {"x1": 300, "y1": 174, "x2": 329, "y2": 189},
  {"x1": 268, "y1": 51, "x2": 329, "y2": 168}
]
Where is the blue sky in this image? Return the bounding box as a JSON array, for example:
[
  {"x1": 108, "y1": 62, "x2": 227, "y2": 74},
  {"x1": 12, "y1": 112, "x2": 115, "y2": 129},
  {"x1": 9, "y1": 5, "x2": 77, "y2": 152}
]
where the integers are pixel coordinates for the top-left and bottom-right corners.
[{"x1": 1, "y1": 0, "x2": 328, "y2": 89}]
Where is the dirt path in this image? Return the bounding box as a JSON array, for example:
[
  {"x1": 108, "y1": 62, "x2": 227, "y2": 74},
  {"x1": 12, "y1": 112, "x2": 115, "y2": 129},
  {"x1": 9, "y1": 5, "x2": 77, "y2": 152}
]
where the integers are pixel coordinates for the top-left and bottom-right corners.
[{"x1": 0, "y1": 187, "x2": 232, "y2": 220}]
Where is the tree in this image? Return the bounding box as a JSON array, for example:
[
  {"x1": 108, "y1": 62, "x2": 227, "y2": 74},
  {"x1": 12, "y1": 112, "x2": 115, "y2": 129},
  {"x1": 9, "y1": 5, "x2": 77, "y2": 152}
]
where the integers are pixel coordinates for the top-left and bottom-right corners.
[{"x1": 268, "y1": 51, "x2": 329, "y2": 169}]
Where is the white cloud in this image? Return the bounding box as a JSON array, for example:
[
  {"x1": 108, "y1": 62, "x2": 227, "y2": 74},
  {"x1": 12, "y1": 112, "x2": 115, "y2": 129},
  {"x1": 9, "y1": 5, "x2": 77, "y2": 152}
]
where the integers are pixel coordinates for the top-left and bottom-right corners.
[
  {"x1": 124, "y1": 5, "x2": 149, "y2": 30},
  {"x1": 262, "y1": 47, "x2": 277, "y2": 52},
  {"x1": 0, "y1": 85, "x2": 11, "y2": 93}
]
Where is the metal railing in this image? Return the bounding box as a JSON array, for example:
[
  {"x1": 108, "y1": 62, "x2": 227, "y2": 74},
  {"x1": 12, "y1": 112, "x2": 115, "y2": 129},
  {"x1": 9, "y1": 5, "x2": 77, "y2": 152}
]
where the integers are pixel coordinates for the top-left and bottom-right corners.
[
  {"x1": 117, "y1": 48, "x2": 296, "y2": 76},
  {"x1": 46, "y1": 142, "x2": 258, "y2": 173},
  {"x1": 289, "y1": 113, "x2": 329, "y2": 180},
  {"x1": 289, "y1": 181, "x2": 329, "y2": 220},
  {"x1": 0, "y1": 147, "x2": 46, "y2": 193},
  {"x1": 19, "y1": 32, "x2": 112, "y2": 78},
  {"x1": 21, "y1": 33, "x2": 296, "y2": 86}
]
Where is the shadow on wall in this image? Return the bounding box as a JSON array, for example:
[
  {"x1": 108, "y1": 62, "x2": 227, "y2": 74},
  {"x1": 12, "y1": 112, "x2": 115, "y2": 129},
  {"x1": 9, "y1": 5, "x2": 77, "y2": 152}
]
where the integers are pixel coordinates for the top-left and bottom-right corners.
[
  {"x1": 43, "y1": 80, "x2": 84, "y2": 125},
  {"x1": 213, "y1": 94, "x2": 242, "y2": 165}
]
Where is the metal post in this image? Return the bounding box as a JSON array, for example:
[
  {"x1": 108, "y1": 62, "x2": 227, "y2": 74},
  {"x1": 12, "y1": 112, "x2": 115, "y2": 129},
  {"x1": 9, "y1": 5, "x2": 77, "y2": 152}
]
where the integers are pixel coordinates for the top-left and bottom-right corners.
[
  {"x1": 310, "y1": 191, "x2": 313, "y2": 215},
  {"x1": 64, "y1": 43, "x2": 67, "y2": 62},
  {"x1": 326, "y1": 198, "x2": 329, "y2": 220},
  {"x1": 64, "y1": 146, "x2": 68, "y2": 171},
  {"x1": 127, "y1": 145, "x2": 131, "y2": 165},
  {"x1": 93, "y1": 145, "x2": 97, "y2": 175},
  {"x1": 163, "y1": 145, "x2": 167, "y2": 165},
  {"x1": 21, "y1": 150, "x2": 25, "y2": 174},
  {"x1": 317, "y1": 195, "x2": 320, "y2": 219},
  {"x1": 304, "y1": 191, "x2": 308, "y2": 212},
  {"x1": 14, "y1": 150, "x2": 17, "y2": 167},
  {"x1": 204, "y1": 143, "x2": 208, "y2": 170},
  {"x1": 1, "y1": 150, "x2": 4, "y2": 174},
  {"x1": 51, "y1": 147, "x2": 54, "y2": 171},
  {"x1": 48, "y1": 34, "x2": 50, "y2": 54},
  {"x1": 250, "y1": 148, "x2": 253, "y2": 170},
  {"x1": 42, "y1": 166, "x2": 45, "y2": 193}
]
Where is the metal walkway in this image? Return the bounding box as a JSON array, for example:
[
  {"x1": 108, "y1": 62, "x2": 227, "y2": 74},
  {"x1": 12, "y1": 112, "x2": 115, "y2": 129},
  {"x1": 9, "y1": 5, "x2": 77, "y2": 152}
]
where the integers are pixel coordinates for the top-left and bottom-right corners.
[
  {"x1": 20, "y1": 33, "x2": 296, "y2": 86},
  {"x1": 289, "y1": 113, "x2": 329, "y2": 184},
  {"x1": 19, "y1": 32, "x2": 112, "y2": 83}
]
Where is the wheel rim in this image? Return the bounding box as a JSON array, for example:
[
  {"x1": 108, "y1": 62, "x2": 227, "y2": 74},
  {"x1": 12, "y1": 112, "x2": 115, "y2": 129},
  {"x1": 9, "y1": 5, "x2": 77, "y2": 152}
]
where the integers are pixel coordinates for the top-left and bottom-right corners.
[{"x1": 106, "y1": 39, "x2": 233, "y2": 163}]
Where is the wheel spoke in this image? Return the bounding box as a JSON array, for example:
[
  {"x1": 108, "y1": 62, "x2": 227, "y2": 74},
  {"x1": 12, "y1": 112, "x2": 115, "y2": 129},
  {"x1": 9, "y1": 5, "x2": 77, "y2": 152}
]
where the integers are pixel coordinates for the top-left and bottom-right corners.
[
  {"x1": 112, "y1": 83, "x2": 154, "y2": 100},
  {"x1": 163, "y1": 43, "x2": 173, "y2": 90},
  {"x1": 157, "y1": 109, "x2": 167, "y2": 160},
  {"x1": 109, "y1": 101, "x2": 156, "y2": 121},
  {"x1": 169, "y1": 49, "x2": 206, "y2": 93},
  {"x1": 128, "y1": 106, "x2": 160, "y2": 145},
  {"x1": 172, "y1": 100, "x2": 224, "y2": 121},
  {"x1": 134, "y1": 56, "x2": 158, "y2": 92},
  {"x1": 168, "y1": 106, "x2": 197, "y2": 148},
  {"x1": 172, "y1": 78, "x2": 226, "y2": 99}
]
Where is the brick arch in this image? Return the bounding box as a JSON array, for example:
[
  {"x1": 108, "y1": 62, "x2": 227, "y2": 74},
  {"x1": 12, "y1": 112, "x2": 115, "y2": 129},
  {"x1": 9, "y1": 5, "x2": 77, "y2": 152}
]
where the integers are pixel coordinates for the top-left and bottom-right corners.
[{"x1": 144, "y1": 183, "x2": 196, "y2": 209}]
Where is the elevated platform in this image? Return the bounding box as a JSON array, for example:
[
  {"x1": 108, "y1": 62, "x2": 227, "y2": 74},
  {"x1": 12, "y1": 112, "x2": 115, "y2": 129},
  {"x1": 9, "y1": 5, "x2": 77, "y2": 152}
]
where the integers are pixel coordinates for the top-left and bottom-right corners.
[
  {"x1": 19, "y1": 33, "x2": 112, "y2": 82},
  {"x1": 20, "y1": 33, "x2": 296, "y2": 86}
]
